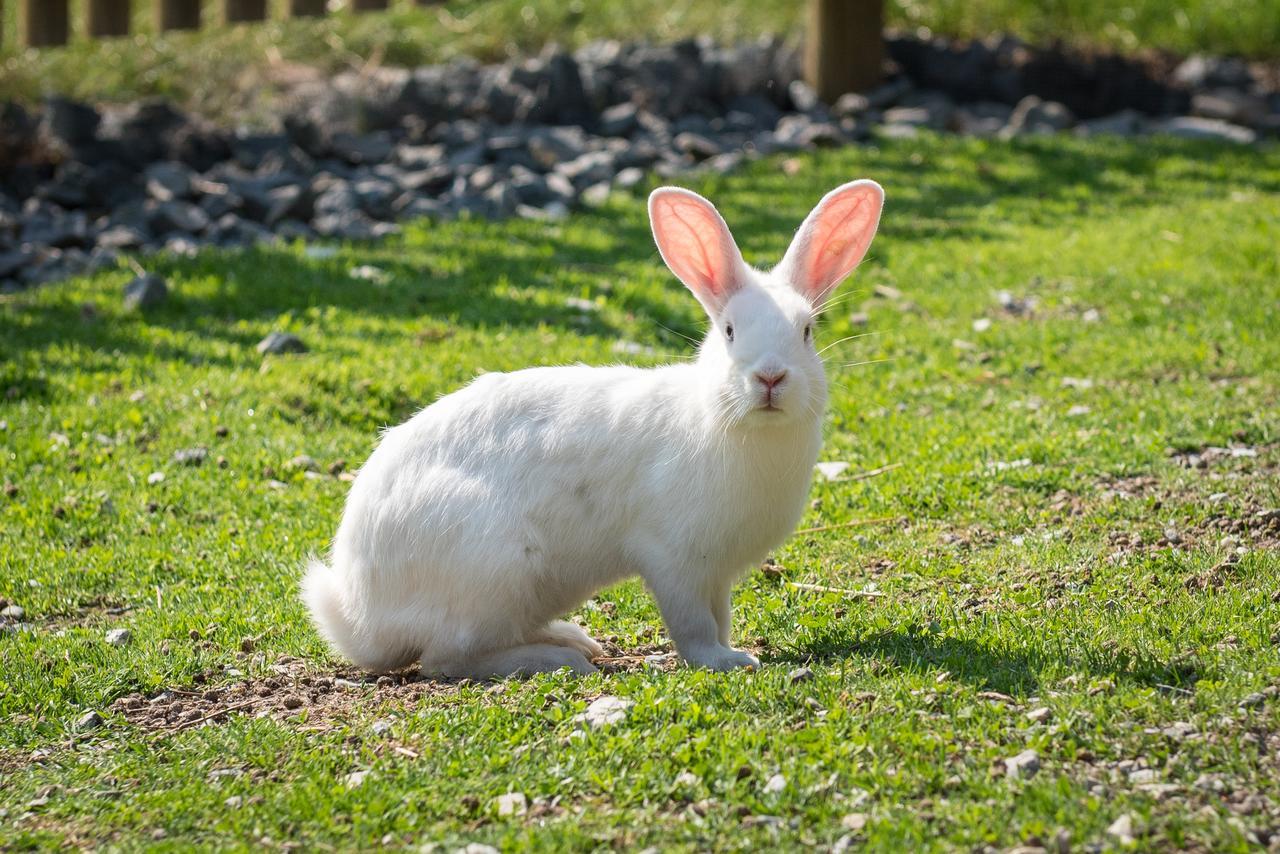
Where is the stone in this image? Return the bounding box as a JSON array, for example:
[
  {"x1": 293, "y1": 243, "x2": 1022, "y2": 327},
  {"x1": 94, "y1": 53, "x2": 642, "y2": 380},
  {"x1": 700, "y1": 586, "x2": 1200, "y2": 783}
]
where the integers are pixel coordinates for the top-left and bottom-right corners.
[
  {"x1": 123, "y1": 274, "x2": 169, "y2": 311},
  {"x1": 98, "y1": 225, "x2": 149, "y2": 251},
  {"x1": 1106, "y1": 814, "x2": 1136, "y2": 845},
  {"x1": 674, "y1": 132, "x2": 722, "y2": 160},
  {"x1": 788, "y1": 666, "x2": 815, "y2": 684},
  {"x1": 151, "y1": 201, "x2": 211, "y2": 235},
  {"x1": 788, "y1": 80, "x2": 820, "y2": 112},
  {"x1": 599, "y1": 102, "x2": 640, "y2": 137},
  {"x1": 1002, "y1": 96, "x2": 1076, "y2": 137},
  {"x1": 1192, "y1": 90, "x2": 1269, "y2": 126},
  {"x1": 0, "y1": 249, "x2": 35, "y2": 280},
  {"x1": 1, "y1": 604, "x2": 25, "y2": 620},
  {"x1": 1004, "y1": 749, "x2": 1041, "y2": 779},
  {"x1": 573, "y1": 695, "x2": 633, "y2": 729},
  {"x1": 145, "y1": 162, "x2": 195, "y2": 202},
  {"x1": 832, "y1": 93, "x2": 870, "y2": 118},
  {"x1": 1173, "y1": 55, "x2": 1255, "y2": 90},
  {"x1": 865, "y1": 78, "x2": 914, "y2": 110},
  {"x1": 42, "y1": 97, "x2": 101, "y2": 149},
  {"x1": 173, "y1": 447, "x2": 208, "y2": 466},
  {"x1": 257, "y1": 332, "x2": 308, "y2": 355},
  {"x1": 494, "y1": 792, "x2": 527, "y2": 817},
  {"x1": 1026, "y1": 706, "x2": 1052, "y2": 723},
  {"x1": 1158, "y1": 116, "x2": 1257, "y2": 144},
  {"x1": 106, "y1": 628, "x2": 132, "y2": 647},
  {"x1": 75, "y1": 710, "x2": 104, "y2": 732},
  {"x1": 1075, "y1": 110, "x2": 1146, "y2": 137}
]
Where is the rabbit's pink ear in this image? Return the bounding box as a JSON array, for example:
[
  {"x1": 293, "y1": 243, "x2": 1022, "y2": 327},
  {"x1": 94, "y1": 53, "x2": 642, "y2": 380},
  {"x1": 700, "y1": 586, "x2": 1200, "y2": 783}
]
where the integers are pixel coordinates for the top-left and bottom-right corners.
[
  {"x1": 649, "y1": 187, "x2": 747, "y2": 315},
  {"x1": 779, "y1": 180, "x2": 884, "y2": 308}
]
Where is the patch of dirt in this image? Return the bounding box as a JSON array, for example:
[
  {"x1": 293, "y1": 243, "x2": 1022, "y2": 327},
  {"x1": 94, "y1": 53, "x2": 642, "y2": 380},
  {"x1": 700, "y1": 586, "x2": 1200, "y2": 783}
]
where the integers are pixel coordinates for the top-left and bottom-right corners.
[
  {"x1": 109, "y1": 644, "x2": 682, "y2": 735},
  {"x1": 111, "y1": 657, "x2": 452, "y2": 735}
]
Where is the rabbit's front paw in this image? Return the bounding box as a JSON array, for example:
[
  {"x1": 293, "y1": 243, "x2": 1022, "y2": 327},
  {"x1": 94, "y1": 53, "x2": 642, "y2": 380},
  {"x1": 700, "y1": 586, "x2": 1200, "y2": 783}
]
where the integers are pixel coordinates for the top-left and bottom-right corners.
[{"x1": 683, "y1": 646, "x2": 760, "y2": 672}]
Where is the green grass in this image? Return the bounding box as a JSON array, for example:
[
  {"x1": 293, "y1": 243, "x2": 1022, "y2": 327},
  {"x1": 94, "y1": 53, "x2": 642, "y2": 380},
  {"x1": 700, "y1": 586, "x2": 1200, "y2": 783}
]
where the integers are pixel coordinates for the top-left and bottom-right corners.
[
  {"x1": 2, "y1": 0, "x2": 1278, "y2": 120},
  {"x1": 2, "y1": 133, "x2": 1280, "y2": 850}
]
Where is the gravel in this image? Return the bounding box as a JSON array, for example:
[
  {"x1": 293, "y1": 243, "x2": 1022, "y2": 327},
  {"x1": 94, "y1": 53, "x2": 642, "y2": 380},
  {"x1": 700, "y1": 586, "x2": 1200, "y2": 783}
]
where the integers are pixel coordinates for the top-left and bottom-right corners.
[{"x1": 2, "y1": 34, "x2": 1274, "y2": 293}]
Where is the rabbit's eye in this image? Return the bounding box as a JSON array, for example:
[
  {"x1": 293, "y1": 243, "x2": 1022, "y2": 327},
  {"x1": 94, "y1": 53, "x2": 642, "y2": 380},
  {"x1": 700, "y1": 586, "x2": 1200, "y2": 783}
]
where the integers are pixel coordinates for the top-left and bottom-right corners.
[
  {"x1": 725, "y1": 323, "x2": 734, "y2": 342},
  {"x1": 803, "y1": 324, "x2": 812, "y2": 342}
]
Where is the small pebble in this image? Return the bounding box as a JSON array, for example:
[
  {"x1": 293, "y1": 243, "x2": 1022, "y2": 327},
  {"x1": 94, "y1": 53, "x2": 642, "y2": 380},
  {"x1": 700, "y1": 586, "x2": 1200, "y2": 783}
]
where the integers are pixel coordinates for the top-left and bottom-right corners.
[
  {"x1": 105, "y1": 628, "x2": 132, "y2": 647},
  {"x1": 75, "y1": 710, "x2": 104, "y2": 732},
  {"x1": 788, "y1": 666, "x2": 814, "y2": 684}
]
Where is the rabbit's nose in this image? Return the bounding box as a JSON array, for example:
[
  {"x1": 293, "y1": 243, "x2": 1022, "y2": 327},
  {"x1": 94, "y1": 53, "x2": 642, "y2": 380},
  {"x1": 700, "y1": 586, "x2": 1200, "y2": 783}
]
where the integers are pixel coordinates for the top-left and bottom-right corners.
[{"x1": 754, "y1": 370, "x2": 788, "y2": 390}]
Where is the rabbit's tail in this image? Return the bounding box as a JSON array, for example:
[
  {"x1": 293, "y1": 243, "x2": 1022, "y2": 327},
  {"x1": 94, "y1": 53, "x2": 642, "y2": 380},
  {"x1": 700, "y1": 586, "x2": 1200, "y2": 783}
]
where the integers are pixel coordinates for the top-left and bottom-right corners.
[{"x1": 301, "y1": 556, "x2": 415, "y2": 673}]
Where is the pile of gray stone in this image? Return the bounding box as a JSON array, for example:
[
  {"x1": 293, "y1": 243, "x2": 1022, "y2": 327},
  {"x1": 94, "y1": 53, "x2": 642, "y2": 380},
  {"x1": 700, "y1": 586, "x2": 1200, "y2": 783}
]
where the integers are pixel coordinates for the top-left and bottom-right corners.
[{"x1": 1, "y1": 32, "x2": 1275, "y2": 291}]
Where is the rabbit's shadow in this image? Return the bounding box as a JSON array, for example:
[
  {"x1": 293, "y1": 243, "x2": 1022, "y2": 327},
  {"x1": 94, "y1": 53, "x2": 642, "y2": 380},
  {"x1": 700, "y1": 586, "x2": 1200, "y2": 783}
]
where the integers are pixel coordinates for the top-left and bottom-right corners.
[{"x1": 770, "y1": 628, "x2": 1201, "y2": 697}]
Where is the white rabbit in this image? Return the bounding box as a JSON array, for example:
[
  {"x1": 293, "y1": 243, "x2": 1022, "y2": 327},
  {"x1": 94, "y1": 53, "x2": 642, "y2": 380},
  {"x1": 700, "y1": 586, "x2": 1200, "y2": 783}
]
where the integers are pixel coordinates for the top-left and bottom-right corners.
[{"x1": 303, "y1": 180, "x2": 884, "y2": 677}]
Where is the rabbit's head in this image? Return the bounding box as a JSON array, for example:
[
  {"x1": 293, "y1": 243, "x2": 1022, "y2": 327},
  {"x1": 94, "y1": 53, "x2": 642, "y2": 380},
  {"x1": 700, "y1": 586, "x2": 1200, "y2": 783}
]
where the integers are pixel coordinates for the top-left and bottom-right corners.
[{"x1": 649, "y1": 180, "x2": 884, "y2": 427}]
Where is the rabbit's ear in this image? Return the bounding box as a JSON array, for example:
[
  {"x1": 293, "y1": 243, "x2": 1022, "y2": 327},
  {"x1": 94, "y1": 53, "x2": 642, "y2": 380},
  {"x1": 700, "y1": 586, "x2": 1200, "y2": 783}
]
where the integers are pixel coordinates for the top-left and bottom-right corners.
[
  {"x1": 778, "y1": 180, "x2": 884, "y2": 308},
  {"x1": 649, "y1": 187, "x2": 748, "y2": 315}
]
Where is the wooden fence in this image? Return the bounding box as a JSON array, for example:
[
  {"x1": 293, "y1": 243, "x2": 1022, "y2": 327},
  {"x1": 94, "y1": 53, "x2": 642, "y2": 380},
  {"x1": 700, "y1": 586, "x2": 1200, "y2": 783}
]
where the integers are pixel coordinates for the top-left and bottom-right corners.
[
  {"x1": 5, "y1": 0, "x2": 886, "y2": 98},
  {"x1": 3, "y1": 0, "x2": 443, "y2": 49}
]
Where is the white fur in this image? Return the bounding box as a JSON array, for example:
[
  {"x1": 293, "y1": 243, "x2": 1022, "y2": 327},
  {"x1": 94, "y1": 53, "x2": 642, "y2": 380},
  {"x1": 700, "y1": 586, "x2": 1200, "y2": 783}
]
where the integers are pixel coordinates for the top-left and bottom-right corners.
[{"x1": 303, "y1": 180, "x2": 884, "y2": 677}]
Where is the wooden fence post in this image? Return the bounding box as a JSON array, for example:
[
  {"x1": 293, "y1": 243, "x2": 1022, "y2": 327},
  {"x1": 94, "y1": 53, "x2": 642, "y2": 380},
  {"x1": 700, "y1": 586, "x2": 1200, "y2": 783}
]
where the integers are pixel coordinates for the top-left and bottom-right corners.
[
  {"x1": 88, "y1": 0, "x2": 131, "y2": 38},
  {"x1": 352, "y1": 0, "x2": 389, "y2": 11},
  {"x1": 24, "y1": 0, "x2": 70, "y2": 47},
  {"x1": 288, "y1": 0, "x2": 328, "y2": 16},
  {"x1": 804, "y1": 0, "x2": 885, "y2": 102},
  {"x1": 225, "y1": 0, "x2": 268, "y2": 23},
  {"x1": 157, "y1": 0, "x2": 201, "y2": 31}
]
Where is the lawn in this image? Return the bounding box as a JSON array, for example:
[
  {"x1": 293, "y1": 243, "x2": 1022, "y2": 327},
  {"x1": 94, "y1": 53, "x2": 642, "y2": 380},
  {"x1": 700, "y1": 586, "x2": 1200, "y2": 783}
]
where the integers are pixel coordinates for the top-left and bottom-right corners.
[
  {"x1": 2, "y1": 133, "x2": 1280, "y2": 850},
  {"x1": 3, "y1": 0, "x2": 1279, "y2": 118}
]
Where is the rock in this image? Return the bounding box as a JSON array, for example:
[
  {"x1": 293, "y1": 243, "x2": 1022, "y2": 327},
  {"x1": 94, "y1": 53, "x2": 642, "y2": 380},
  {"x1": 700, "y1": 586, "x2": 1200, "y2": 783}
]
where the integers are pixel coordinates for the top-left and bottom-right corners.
[
  {"x1": 1192, "y1": 90, "x2": 1269, "y2": 126},
  {"x1": 287, "y1": 454, "x2": 320, "y2": 472},
  {"x1": 832, "y1": 93, "x2": 870, "y2": 119},
  {"x1": 42, "y1": 97, "x2": 101, "y2": 149},
  {"x1": 0, "y1": 249, "x2": 35, "y2": 280},
  {"x1": 788, "y1": 80, "x2": 820, "y2": 112},
  {"x1": 370, "y1": 719, "x2": 394, "y2": 737},
  {"x1": 343, "y1": 770, "x2": 368, "y2": 788},
  {"x1": 1075, "y1": 109, "x2": 1146, "y2": 137},
  {"x1": 151, "y1": 201, "x2": 211, "y2": 235},
  {"x1": 1026, "y1": 706, "x2": 1052, "y2": 723},
  {"x1": 788, "y1": 666, "x2": 815, "y2": 684},
  {"x1": 574, "y1": 695, "x2": 633, "y2": 729},
  {"x1": 599, "y1": 102, "x2": 640, "y2": 137},
  {"x1": 1106, "y1": 813, "x2": 1136, "y2": 845},
  {"x1": 282, "y1": 695, "x2": 304, "y2": 710},
  {"x1": 1158, "y1": 116, "x2": 1257, "y2": 144},
  {"x1": 75, "y1": 710, "x2": 104, "y2": 732},
  {"x1": 1128, "y1": 768, "x2": 1159, "y2": 784},
  {"x1": 145, "y1": 162, "x2": 195, "y2": 202},
  {"x1": 674, "y1": 132, "x2": 722, "y2": 160},
  {"x1": 1002, "y1": 96, "x2": 1075, "y2": 137},
  {"x1": 841, "y1": 812, "x2": 868, "y2": 831},
  {"x1": 257, "y1": 332, "x2": 307, "y2": 355},
  {"x1": 814, "y1": 461, "x2": 850, "y2": 480},
  {"x1": 173, "y1": 447, "x2": 208, "y2": 466},
  {"x1": 1173, "y1": 55, "x2": 1255, "y2": 90},
  {"x1": 494, "y1": 792, "x2": 527, "y2": 817},
  {"x1": 865, "y1": 78, "x2": 913, "y2": 110},
  {"x1": 1240, "y1": 691, "x2": 1266, "y2": 708},
  {"x1": 98, "y1": 225, "x2": 149, "y2": 251},
  {"x1": 1004, "y1": 749, "x2": 1040, "y2": 779},
  {"x1": 105, "y1": 628, "x2": 132, "y2": 647},
  {"x1": 1, "y1": 604, "x2": 25, "y2": 620},
  {"x1": 123, "y1": 274, "x2": 169, "y2": 311},
  {"x1": 762, "y1": 773, "x2": 787, "y2": 794}
]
